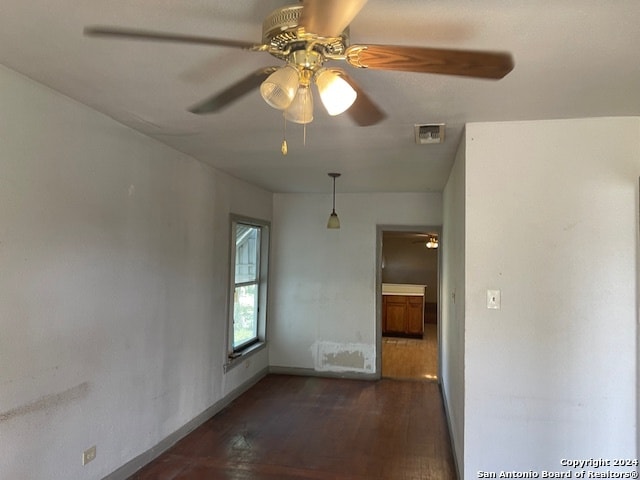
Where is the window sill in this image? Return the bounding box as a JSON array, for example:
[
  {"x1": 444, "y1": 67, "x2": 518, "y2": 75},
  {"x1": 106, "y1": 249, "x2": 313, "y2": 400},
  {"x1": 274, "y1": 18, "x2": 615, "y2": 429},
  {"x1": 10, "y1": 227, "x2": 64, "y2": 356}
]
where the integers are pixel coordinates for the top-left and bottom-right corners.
[{"x1": 224, "y1": 341, "x2": 266, "y2": 373}]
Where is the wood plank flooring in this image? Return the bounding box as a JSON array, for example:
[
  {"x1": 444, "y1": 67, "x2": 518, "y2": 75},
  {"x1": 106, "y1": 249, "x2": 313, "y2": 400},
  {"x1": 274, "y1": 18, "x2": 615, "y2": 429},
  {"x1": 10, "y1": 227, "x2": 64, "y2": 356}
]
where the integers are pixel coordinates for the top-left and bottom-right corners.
[{"x1": 129, "y1": 374, "x2": 457, "y2": 479}]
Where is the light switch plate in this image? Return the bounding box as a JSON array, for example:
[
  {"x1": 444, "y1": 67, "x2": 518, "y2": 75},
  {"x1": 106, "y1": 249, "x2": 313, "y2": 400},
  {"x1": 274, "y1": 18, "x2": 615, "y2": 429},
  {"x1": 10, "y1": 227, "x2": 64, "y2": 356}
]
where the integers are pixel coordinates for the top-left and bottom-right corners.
[{"x1": 487, "y1": 290, "x2": 501, "y2": 309}]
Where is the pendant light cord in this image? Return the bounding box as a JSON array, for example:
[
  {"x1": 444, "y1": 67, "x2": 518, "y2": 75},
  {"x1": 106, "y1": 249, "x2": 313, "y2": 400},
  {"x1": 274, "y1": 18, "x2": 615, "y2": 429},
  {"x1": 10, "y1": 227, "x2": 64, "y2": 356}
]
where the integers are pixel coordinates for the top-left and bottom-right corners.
[{"x1": 332, "y1": 175, "x2": 336, "y2": 213}]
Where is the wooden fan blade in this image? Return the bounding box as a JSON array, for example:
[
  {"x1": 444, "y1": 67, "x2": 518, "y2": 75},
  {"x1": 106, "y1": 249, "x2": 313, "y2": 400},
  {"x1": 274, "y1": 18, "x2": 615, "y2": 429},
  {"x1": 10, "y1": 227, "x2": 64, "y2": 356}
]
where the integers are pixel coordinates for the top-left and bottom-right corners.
[
  {"x1": 300, "y1": 0, "x2": 368, "y2": 38},
  {"x1": 188, "y1": 67, "x2": 277, "y2": 114},
  {"x1": 84, "y1": 26, "x2": 260, "y2": 50},
  {"x1": 339, "y1": 72, "x2": 386, "y2": 126},
  {"x1": 346, "y1": 44, "x2": 514, "y2": 79}
]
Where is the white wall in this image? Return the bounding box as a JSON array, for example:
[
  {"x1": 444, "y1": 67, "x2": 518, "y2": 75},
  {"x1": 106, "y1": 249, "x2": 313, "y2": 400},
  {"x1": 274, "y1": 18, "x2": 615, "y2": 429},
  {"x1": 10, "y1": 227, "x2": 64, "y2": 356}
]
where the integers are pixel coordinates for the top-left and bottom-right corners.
[
  {"x1": 441, "y1": 137, "x2": 466, "y2": 475},
  {"x1": 269, "y1": 192, "x2": 442, "y2": 375},
  {"x1": 0, "y1": 65, "x2": 272, "y2": 479},
  {"x1": 463, "y1": 118, "x2": 639, "y2": 477}
]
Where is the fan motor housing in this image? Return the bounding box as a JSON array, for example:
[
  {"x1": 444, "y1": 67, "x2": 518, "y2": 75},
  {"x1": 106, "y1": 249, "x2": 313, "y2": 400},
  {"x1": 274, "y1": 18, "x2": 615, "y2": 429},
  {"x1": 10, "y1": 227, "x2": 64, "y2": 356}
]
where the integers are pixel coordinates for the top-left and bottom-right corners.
[{"x1": 262, "y1": 5, "x2": 349, "y2": 61}]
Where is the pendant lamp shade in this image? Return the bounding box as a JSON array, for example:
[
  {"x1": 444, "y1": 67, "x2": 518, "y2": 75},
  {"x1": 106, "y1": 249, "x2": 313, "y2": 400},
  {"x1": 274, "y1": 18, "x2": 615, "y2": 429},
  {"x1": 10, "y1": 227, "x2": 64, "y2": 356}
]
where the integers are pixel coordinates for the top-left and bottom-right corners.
[
  {"x1": 327, "y1": 172, "x2": 341, "y2": 229},
  {"x1": 327, "y1": 212, "x2": 340, "y2": 229}
]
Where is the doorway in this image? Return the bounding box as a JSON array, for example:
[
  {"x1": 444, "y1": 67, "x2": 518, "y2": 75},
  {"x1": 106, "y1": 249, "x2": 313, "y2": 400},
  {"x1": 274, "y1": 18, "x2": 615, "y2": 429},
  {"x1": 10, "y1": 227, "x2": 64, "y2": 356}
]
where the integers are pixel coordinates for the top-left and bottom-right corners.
[{"x1": 377, "y1": 227, "x2": 440, "y2": 381}]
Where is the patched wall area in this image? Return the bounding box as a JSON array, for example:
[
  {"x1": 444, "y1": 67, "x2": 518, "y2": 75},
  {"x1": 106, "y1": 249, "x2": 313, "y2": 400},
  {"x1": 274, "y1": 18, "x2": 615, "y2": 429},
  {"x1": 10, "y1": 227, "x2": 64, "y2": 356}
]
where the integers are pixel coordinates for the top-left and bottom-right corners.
[{"x1": 312, "y1": 342, "x2": 375, "y2": 374}]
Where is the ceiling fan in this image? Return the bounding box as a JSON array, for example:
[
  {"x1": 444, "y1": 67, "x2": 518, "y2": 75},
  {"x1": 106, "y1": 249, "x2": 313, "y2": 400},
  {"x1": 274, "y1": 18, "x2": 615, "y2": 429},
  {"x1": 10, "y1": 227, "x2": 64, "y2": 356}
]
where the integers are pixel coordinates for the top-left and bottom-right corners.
[
  {"x1": 407, "y1": 233, "x2": 439, "y2": 249},
  {"x1": 84, "y1": 0, "x2": 514, "y2": 127}
]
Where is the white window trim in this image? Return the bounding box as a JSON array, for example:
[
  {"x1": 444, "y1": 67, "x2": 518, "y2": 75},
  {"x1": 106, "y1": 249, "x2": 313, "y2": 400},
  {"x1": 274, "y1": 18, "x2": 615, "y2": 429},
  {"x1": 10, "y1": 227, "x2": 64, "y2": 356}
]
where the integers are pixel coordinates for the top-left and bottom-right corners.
[{"x1": 225, "y1": 214, "x2": 270, "y2": 371}]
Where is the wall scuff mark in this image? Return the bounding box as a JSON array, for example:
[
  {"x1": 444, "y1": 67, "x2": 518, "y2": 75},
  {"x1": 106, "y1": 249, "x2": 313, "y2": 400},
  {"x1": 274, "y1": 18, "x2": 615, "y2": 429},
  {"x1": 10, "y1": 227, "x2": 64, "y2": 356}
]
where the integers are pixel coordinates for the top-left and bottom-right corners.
[{"x1": 0, "y1": 382, "x2": 90, "y2": 423}]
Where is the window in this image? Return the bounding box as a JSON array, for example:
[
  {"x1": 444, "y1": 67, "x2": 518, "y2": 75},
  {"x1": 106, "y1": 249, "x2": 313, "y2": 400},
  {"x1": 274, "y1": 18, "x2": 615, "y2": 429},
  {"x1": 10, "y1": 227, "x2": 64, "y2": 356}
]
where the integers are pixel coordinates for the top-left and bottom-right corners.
[{"x1": 229, "y1": 216, "x2": 269, "y2": 357}]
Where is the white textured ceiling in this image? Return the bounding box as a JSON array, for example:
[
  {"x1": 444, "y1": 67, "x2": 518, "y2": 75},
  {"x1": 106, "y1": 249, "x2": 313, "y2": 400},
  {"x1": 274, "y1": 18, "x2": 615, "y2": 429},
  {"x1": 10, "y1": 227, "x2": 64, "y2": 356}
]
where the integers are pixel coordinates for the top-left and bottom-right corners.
[{"x1": 1, "y1": 0, "x2": 639, "y2": 193}]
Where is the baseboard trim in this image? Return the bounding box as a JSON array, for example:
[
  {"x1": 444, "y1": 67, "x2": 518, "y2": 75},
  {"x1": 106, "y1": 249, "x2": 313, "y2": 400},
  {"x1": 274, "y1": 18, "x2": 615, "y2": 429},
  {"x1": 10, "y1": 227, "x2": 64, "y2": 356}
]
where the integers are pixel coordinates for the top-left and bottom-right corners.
[
  {"x1": 269, "y1": 365, "x2": 378, "y2": 381},
  {"x1": 103, "y1": 367, "x2": 269, "y2": 480},
  {"x1": 439, "y1": 382, "x2": 462, "y2": 480}
]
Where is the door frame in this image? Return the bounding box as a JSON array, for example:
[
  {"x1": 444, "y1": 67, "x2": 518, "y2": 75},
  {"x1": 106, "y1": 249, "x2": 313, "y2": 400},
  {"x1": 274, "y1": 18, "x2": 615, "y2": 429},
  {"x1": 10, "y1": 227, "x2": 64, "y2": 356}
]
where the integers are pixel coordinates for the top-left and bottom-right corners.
[{"x1": 375, "y1": 224, "x2": 443, "y2": 380}]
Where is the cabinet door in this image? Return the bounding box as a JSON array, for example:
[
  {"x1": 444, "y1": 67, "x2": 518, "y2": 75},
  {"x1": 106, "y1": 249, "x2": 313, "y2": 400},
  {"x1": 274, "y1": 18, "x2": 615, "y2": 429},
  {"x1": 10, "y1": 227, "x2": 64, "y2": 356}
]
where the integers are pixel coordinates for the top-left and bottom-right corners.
[
  {"x1": 406, "y1": 297, "x2": 424, "y2": 336},
  {"x1": 384, "y1": 296, "x2": 407, "y2": 334}
]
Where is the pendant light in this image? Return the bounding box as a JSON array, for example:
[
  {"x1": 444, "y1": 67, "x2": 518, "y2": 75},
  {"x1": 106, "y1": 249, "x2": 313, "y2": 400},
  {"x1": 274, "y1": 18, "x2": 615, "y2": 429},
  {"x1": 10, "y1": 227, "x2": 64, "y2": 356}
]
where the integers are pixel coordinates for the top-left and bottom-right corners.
[{"x1": 327, "y1": 172, "x2": 341, "y2": 229}]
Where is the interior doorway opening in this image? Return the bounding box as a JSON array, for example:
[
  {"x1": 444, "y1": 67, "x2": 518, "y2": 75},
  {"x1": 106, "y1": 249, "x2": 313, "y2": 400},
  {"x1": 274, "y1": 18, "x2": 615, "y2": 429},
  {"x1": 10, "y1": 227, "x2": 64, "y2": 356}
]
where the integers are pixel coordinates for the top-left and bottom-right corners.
[{"x1": 378, "y1": 227, "x2": 440, "y2": 381}]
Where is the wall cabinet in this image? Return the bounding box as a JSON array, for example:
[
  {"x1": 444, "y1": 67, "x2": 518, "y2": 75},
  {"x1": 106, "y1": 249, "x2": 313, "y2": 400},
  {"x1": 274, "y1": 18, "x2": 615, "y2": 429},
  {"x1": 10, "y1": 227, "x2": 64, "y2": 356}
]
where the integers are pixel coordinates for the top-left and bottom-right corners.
[{"x1": 382, "y1": 294, "x2": 424, "y2": 337}]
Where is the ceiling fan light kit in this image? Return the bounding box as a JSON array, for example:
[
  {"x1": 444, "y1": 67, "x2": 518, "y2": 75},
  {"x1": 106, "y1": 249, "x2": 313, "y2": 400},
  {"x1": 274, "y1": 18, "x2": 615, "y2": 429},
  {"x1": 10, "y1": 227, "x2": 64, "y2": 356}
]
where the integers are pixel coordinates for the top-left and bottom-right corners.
[{"x1": 259, "y1": 49, "x2": 357, "y2": 124}]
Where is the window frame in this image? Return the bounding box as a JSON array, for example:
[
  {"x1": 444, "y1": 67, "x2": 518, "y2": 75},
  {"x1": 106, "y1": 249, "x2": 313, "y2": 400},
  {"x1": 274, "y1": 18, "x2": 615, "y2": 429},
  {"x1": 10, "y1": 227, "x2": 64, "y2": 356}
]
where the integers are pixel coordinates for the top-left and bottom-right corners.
[{"x1": 226, "y1": 214, "x2": 270, "y2": 367}]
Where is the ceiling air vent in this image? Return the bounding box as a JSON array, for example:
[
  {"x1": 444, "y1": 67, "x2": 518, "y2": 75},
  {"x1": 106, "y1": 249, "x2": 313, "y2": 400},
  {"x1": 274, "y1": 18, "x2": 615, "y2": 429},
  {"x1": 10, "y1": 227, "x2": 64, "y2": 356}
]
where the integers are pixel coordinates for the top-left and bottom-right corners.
[{"x1": 414, "y1": 124, "x2": 445, "y2": 144}]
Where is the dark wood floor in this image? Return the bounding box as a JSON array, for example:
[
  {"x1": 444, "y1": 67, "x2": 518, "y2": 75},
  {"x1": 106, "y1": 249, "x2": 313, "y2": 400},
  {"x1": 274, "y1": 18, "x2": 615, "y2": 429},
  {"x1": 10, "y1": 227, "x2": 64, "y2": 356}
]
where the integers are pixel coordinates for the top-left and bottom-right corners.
[{"x1": 129, "y1": 374, "x2": 457, "y2": 480}]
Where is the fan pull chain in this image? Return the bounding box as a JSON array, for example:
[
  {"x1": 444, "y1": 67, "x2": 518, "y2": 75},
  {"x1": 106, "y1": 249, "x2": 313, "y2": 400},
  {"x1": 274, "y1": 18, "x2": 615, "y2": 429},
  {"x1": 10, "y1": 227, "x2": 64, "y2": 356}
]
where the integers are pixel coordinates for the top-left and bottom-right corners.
[{"x1": 281, "y1": 116, "x2": 288, "y2": 155}]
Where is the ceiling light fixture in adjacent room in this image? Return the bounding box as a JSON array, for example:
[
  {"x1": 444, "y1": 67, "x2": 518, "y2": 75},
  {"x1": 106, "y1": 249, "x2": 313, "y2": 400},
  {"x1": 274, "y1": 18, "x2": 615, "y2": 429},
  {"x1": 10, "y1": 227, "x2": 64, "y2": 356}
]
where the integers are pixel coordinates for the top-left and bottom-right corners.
[
  {"x1": 327, "y1": 172, "x2": 341, "y2": 229},
  {"x1": 426, "y1": 235, "x2": 439, "y2": 249}
]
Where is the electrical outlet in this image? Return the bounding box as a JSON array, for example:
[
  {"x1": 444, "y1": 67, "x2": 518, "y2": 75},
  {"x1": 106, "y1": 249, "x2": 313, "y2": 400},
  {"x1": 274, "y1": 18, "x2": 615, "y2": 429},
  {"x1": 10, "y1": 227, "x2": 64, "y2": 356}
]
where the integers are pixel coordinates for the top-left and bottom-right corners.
[{"x1": 82, "y1": 446, "x2": 96, "y2": 466}]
